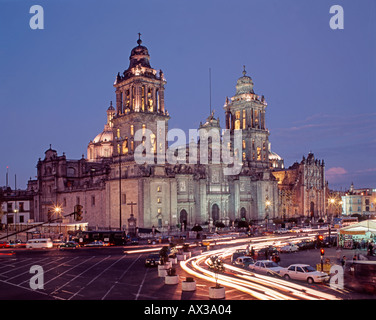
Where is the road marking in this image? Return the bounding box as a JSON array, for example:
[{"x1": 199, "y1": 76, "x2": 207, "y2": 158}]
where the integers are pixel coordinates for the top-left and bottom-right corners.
[
  {"x1": 0, "y1": 257, "x2": 50, "y2": 275},
  {"x1": 16, "y1": 257, "x2": 80, "y2": 285},
  {"x1": 101, "y1": 254, "x2": 141, "y2": 300},
  {"x1": 135, "y1": 264, "x2": 149, "y2": 300},
  {"x1": 51, "y1": 255, "x2": 111, "y2": 296},
  {"x1": 5, "y1": 257, "x2": 66, "y2": 282},
  {"x1": 69, "y1": 254, "x2": 128, "y2": 300}
]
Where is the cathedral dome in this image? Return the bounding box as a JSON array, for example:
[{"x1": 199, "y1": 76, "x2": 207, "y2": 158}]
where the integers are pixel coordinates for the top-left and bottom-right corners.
[
  {"x1": 235, "y1": 66, "x2": 254, "y2": 95},
  {"x1": 92, "y1": 126, "x2": 113, "y2": 144},
  {"x1": 128, "y1": 35, "x2": 151, "y2": 69}
]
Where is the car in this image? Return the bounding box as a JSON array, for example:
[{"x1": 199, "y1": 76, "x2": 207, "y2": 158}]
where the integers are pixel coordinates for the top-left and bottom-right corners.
[
  {"x1": 274, "y1": 228, "x2": 289, "y2": 234},
  {"x1": 233, "y1": 256, "x2": 254, "y2": 268},
  {"x1": 279, "y1": 243, "x2": 299, "y2": 253},
  {"x1": 145, "y1": 253, "x2": 161, "y2": 267},
  {"x1": 128, "y1": 238, "x2": 139, "y2": 245},
  {"x1": 59, "y1": 241, "x2": 79, "y2": 250},
  {"x1": 26, "y1": 238, "x2": 53, "y2": 249},
  {"x1": 7, "y1": 239, "x2": 26, "y2": 248},
  {"x1": 323, "y1": 236, "x2": 337, "y2": 247},
  {"x1": 256, "y1": 246, "x2": 279, "y2": 258},
  {"x1": 280, "y1": 264, "x2": 330, "y2": 284},
  {"x1": 231, "y1": 249, "x2": 249, "y2": 262},
  {"x1": 53, "y1": 239, "x2": 65, "y2": 247},
  {"x1": 249, "y1": 260, "x2": 284, "y2": 276},
  {"x1": 0, "y1": 241, "x2": 8, "y2": 248},
  {"x1": 296, "y1": 240, "x2": 316, "y2": 251},
  {"x1": 84, "y1": 240, "x2": 105, "y2": 247}
]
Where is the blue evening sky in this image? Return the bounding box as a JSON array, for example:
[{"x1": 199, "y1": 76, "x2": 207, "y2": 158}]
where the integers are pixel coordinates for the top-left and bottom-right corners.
[{"x1": 0, "y1": 0, "x2": 375, "y2": 191}]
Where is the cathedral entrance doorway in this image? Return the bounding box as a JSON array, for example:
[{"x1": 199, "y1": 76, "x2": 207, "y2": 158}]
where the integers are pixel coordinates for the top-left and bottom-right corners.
[
  {"x1": 180, "y1": 209, "x2": 188, "y2": 231},
  {"x1": 240, "y1": 207, "x2": 247, "y2": 220},
  {"x1": 310, "y1": 201, "x2": 315, "y2": 218},
  {"x1": 212, "y1": 204, "x2": 220, "y2": 223}
]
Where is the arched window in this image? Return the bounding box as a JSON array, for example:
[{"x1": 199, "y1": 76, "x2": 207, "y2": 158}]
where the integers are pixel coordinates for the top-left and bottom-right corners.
[{"x1": 122, "y1": 137, "x2": 129, "y2": 155}]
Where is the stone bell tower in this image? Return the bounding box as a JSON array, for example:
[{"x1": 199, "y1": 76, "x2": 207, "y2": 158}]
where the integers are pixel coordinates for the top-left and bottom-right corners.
[
  {"x1": 224, "y1": 66, "x2": 270, "y2": 171},
  {"x1": 112, "y1": 34, "x2": 170, "y2": 162}
]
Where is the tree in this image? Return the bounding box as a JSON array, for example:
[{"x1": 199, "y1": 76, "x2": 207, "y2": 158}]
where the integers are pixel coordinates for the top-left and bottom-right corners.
[
  {"x1": 208, "y1": 255, "x2": 225, "y2": 288},
  {"x1": 159, "y1": 246, "x2": 169, "y2": 265},
  {"x1": 191, "y1": 224, "x2": 203, "y2": 232}
]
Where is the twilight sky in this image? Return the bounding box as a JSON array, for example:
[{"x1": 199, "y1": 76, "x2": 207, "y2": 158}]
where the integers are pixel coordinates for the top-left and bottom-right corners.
[{"x1": 0, "y1": 0, "x2": 375, "y2": 191}]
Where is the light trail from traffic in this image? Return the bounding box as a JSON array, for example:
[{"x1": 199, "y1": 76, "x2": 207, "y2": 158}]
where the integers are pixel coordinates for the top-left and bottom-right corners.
[{"x1": 180, "y1": 238, "x2": 341, "y2": 301}]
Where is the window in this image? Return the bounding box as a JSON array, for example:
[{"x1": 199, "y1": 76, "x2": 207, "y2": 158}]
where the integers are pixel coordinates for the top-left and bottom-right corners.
[
  {"x1": 242, "y1": 140, "x2": 246, "y2": 149},
  {"x1": 19, "y1": 215, "x2": 24, "y2": 223},
  {"x1": 157, "y1": 186, "x2": 161, "y2": 192},
  {"x1": 297, "y1": 267, "x2": 304, "y2": 273},
  {"x1": 123, "y1": 137, "x2": 129, "y2": 154},
  {"x1": 142, "y1": 124, "x2": 146, "y2": 135},
  {"x1": 130, "y1": 125, "x2": 134, "y2": 136},
  {"x1": 76, "y1": 197, "x2": 80, "y2": 205},
  {"x1": 122, "y1": 194, "x2": 126, "y2": 205},
  {"x1": 117, "y1": 129, "x2": 120, "y2": 138},
  {"x1": 242, "y1": 110, "x2": 246, "y2": 128},
  {"x1": 91, "y1": 195, "x2": 95, "y2": 206},
  {"x1": 235, "y1": 111, "x2": 241, "y2": 130},
  {"x1": 19, "y1": 202, "x2": 24, "y2": 212},
  {"x1": 157, "y1": 198, "x2": 161, "y2": 204},
  {"x1": 257, "y1": 147, "x2": 261, "y2": 161}
]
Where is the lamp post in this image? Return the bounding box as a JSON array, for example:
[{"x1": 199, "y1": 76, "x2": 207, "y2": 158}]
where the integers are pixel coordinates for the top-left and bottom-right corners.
[
  {"x1": 54, "y1": 205, "x2": 62, "y2": 237},
  {"x1": 116, "y1": 136, "x2": 123, "y2": 231}
]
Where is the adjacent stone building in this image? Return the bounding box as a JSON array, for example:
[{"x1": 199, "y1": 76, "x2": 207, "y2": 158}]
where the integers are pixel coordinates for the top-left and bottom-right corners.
[{"x1": 272, "y1": 153, "x2": 326, "y2": 221}]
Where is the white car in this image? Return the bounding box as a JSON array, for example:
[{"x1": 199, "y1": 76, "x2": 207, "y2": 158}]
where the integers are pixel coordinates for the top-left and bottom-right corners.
[
  {"x1": 279, "y1": 244, "x2": 299, "y2": 253},
  {"x1": 280, "y1": 264, "x2": 330, "y2": 284},
  {"x1": 249, "y1": 260, "x2": 284, "y2": 276},
  {"x1": 26, "y1": 238, "x2": 53, "y2": 249}
]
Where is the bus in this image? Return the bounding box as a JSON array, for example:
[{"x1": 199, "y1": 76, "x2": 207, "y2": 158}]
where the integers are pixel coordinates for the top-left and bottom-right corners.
[{"x1": 79, "y1": 231, "x2": 126, "y2": 246}]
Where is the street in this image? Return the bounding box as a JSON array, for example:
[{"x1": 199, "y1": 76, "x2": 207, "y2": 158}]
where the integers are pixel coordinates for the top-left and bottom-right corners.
[{"x1": 0, "y1": 235, "x2": 374, "y2": 301}]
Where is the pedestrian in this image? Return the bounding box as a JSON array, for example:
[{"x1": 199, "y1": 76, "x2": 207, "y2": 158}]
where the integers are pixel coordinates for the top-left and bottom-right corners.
[
  {"x1": 250, "y1": 246, "x2": 255, "y2": 259},
  {"x1": 341, "y1": 255, "x2": 346, "y2": 267},
  {"x1": 368, "y1": 242, "x2": 373, "y2": 256}
]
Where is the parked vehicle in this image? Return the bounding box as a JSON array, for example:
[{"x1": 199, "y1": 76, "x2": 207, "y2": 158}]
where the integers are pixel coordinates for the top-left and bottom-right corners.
[
  {"x1": 26, "y1": 238, "x2": 53, "y2": 249},
  {"x1": 323, "y1": 236, "x2": 337, "y2": 247},
  {"x1": 249, "y1": 260, "x2": 283, "y2": 276},
  {"x1": 84, "y1": 240, "x2": 105, "y2": 247},
  {"x1": 59, "y1": 241, "x2": 79, "y2": 250},
  {"x1": 297, "y1": 240, "x2": 316, "y2": 251},
  {"x1": 279, "y1": 243, "x2": 299, "y2": 253},
  {"x1": 7, "y1": 240, "x2": 26, "y2": 248},
  {"x1": 257, "y1": 246, "x2": 279, "y2": 258},
  {"x1": 145, "y1": 253, "x2": 161, "y2": 267},
  {"x1": 231, "y1": 249, "x2": 248, "y2": 262},
  {"x1": 280, "y1": 264, "x2": 329, "y2": 284},
  {"x1": 53, "y1": 239, "x2": 65, "y2": 247},
  {"x1": 233, "y1": 256, "x2": 254, "y2": 268},
  {"x1": 0, "y1": 241, "x2": 7, "y2": 248}
]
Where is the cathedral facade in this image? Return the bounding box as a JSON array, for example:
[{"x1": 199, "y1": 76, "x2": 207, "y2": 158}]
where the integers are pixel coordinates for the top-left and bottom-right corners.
[{"x1": 29, "y1": 36, "x2": 323, "y2": 231}]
